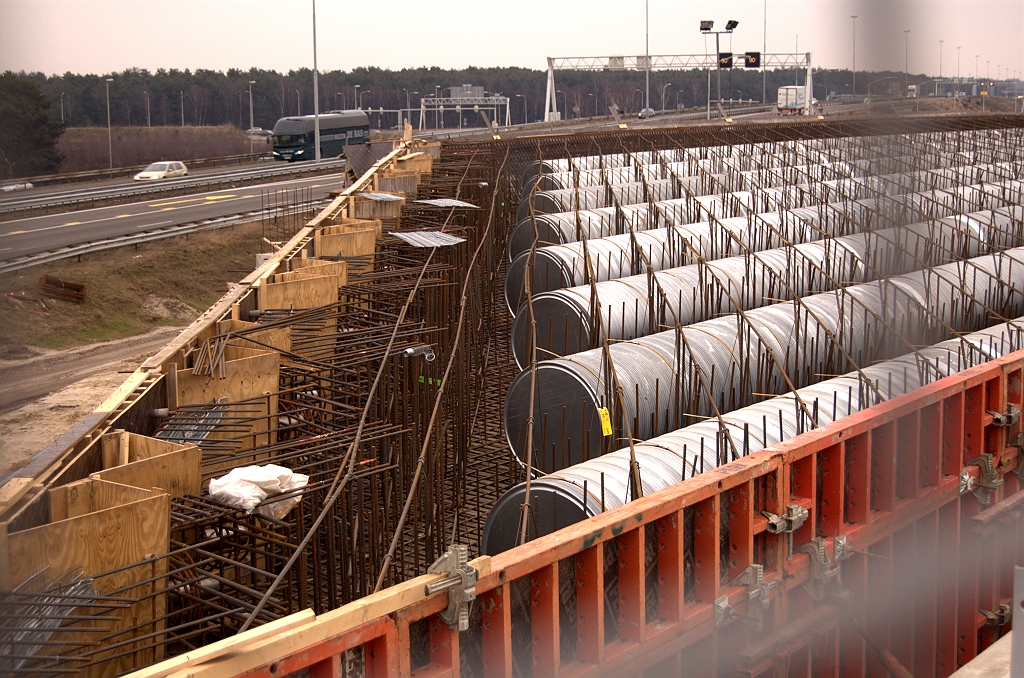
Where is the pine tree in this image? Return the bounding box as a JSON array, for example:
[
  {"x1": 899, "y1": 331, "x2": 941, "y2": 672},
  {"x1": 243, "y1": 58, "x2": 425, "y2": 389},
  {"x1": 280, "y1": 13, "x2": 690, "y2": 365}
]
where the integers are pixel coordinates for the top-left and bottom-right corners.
[{"x1": 0, "y1": 72, "x2": 67, "y2": 179}]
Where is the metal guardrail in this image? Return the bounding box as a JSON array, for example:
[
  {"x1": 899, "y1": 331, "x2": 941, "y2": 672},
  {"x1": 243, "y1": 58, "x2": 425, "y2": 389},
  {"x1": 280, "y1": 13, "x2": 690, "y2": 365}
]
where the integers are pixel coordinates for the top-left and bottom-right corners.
[
  {"x1": 9, "y1": 151, "x2": 275, "y2": 188},
  {"x1": 0, "y1": 160, "x2": 345, "y2": 218},
  {"x1": 0, "y1": 200, "x2": 329, "y2": 274}
]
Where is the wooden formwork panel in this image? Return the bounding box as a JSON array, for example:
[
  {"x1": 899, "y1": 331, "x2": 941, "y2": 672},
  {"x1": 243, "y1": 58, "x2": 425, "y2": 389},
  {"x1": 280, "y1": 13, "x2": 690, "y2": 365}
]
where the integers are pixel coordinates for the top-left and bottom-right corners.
[{"x1": 132, "y1": 348, "x2": 1024, "y2": 678}]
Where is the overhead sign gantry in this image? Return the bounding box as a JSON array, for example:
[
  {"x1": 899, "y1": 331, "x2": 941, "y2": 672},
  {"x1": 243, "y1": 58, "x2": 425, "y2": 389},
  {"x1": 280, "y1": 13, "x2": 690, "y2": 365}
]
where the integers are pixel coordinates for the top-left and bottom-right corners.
[{"x1": 543, "y1": 51, "x2": 814, "y2": 121}]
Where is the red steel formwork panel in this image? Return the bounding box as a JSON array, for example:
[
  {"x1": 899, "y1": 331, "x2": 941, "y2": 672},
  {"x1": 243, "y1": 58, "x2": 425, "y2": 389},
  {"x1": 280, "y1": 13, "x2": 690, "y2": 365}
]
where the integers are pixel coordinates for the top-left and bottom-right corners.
[{"x1": 154, "y1": 349, "x2": 1024, "y2": 678}]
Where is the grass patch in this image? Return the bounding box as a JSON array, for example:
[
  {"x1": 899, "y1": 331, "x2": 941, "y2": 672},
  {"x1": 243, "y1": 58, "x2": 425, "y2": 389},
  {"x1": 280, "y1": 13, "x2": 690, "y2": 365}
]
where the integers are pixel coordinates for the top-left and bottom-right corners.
[{"x1": 0, "y1": 223, "x2": 267, "y2": 356}]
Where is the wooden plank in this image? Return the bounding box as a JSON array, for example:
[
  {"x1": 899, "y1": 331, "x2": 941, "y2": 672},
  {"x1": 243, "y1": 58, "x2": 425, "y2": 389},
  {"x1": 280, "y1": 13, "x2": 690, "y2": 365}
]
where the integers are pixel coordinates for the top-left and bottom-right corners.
[
  {"x1": 50, "y1": 478, "x2": 154, "y2": 520},
  {"x1": 0, "y1": 478, "x2": 33, "y2": 513},
  {"x1": 169, "y1": 556, "x2": 489, "y2": 678},
  {"x1": 129, "y1": 434, "x2": 185, "y2": 463},
  {"x1": 277, "y1": 260, "x2": 348, "y2": 285},
  {"x1": 92, "y1": 446, "x2": 201, "y2": 497},
  {"x1": 173, "y1": 351, "x2": 279, "y2": 450},
  {"x1": 4, "y1": 493, "x2": 169, "y2": 589},
  {"x1": 259, "y1": 274, "x2": 338, "y2": 312},
  {"x1": 314, "y1": 228, "x2": 376, "y2": 259},
  {"x1": 125, "y1": 610, "x2": 317, "y2": 678},
  {"x1": 322, "y1": 218, "x2": 383, "y2": 238},
  {"x1": 101, "y1": 429, "x2": 125, "y2": 470}
]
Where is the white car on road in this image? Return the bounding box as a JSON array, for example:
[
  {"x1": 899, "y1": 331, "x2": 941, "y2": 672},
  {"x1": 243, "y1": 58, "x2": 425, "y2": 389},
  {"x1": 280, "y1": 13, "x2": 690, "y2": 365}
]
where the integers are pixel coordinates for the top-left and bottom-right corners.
[{"x1": 133, "y1": 161, "x2": 188, "y2": 181}]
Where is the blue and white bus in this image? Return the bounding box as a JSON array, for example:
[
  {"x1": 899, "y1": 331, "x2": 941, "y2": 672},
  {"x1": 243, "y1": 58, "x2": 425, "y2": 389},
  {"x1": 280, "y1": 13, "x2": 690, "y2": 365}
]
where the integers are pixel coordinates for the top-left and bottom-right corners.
[{"x1": 271, "y1": 111, "x2": 370, "y2": 161}]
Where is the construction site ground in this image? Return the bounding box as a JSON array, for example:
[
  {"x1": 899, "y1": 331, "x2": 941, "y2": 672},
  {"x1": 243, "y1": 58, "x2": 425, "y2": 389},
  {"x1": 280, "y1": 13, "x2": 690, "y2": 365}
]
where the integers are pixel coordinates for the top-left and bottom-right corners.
[{"x1": 0, "y1": 221, "x2": 273, "y2": 477}]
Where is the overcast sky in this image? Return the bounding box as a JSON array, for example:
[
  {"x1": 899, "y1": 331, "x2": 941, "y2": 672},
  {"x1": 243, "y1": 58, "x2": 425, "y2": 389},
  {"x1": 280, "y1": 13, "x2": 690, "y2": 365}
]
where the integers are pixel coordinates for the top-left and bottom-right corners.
[{"x1": 2, "y1": 0, "x2": 1022, "y2": 80}]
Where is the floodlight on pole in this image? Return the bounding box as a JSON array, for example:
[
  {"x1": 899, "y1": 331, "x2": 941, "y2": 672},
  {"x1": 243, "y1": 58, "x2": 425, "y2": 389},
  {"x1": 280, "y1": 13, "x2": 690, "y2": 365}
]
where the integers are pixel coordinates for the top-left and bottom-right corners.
[
  {"x1": 700, "y1": 20, "x2": 713, "y2": 32},
  {"x1": 105, "y1": 78, "x2": 114, "y2": 169}
]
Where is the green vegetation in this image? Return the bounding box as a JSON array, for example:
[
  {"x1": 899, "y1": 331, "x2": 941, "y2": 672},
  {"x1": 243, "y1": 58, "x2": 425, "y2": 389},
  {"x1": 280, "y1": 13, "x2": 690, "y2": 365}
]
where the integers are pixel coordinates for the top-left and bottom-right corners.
[{"x1": 0, "y1": 72, "x2": 67, "y2": 179}]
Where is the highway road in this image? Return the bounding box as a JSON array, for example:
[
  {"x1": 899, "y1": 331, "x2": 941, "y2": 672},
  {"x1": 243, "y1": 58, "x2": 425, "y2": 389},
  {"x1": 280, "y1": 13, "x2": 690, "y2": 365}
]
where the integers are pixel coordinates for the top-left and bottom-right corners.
[{"x1": 0, "y1": 173, "x2": 345, "y2": 264}]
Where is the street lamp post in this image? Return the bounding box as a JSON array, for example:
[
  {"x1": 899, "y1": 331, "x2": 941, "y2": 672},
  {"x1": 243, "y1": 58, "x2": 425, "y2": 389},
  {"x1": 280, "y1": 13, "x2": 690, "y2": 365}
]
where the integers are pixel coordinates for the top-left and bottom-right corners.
[
  {"x1": 402, "y1": 88, "x2": 411, "y2": 124},
  {"x1": 180, "y1": 90, "x2": 184, "y2": 126},
  {"x1": 354, "y1": 84, "x2": 360, "y2": 110},
  {"x1": 516, "y1": 93, "x2": 527, "y2": 124},
  {"x1": 851, "y1": 15, "x2": 858, "y2": 96},
  {"x1": 248, "y1": 80, "x2": 256, "y2": 154},
  {"x1": 105, "y1": 78, "x2": 113, "y2": 169},
  {"x1": 296, "y1": 90, "x2": 300, "y2": 116},
  {"x1": 904, "y1": 30, "x2": 910, "y2": 96},
  {"x1": 588, "y1": 92, "x2": 595, "y2": 117},
  {"x1": 957, "y1": 46, "x2": 962, "y2": 95},
  {"x1": 644, "y1": 0, "x2": 650, "y2": 113},
  {"x1": 60, "y1": 92, "x2": 65, "y2": 123},
  {"x1": 144, "y1": 90, "x2": 150, "y2": 127},
  {"x1": 360, "y1": 90, "x2": 370, "y2": 109},
  {"x1": 556, "y1": 90, "x2": 566, "y2": 120},
  {"x1": 660, "y1": 82, "x2": 673, "y2": 111},
  {"x1": 311, "y1": 0, "x2": 320, "y2": 162},
  {"x1": 762, "y1": 0, "x2": 767, "y2": 104}
]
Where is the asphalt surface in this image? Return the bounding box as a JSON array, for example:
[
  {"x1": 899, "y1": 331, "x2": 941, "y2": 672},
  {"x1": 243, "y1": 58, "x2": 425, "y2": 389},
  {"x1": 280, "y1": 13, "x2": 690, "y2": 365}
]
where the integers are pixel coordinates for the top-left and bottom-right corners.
[
  {"x1": 0, "y1": 173, "x2": 345, "y2": 262},
  {"x1": 7, "y1": 159, "x2": 277, "y2": 201}
]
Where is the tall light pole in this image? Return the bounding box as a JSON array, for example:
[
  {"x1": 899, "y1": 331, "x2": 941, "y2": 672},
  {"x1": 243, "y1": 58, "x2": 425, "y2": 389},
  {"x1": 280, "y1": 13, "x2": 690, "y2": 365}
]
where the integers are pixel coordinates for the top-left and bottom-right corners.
[
  {"x1": 360, "y1": 90, "x2": 370, "y2": 108},
  {"x1": 660, "y1": 82, "x2": 672, "y2": 111},
  {"x1": 904, "y1": 31, "x2": 910, "y2": 96},
  {"x1": 762, "y1": 0, "x2": 767, "y2": 104},
  {"x1": 516, "y1": 93, "x2": 527, "y2": 124},
  {"x1": 312, "y1": 0, "x2": 320, "y2": 161},
  {"x1": 644, "y1": 0, "x2": 650, "y2": 113},
  {"x1": 556, "y1": 90, "x2": 567, "y2": 120},
  {"x1": 296, "y1": 90, "x2": 300, "y2": 116},
  {"x1": 354, "y1": 84, "x2": 360, "y2": 109},
  {"x1": 248, "y1": 80, "x2": 256, "y2": 154},
  {"x1": 957, "y1": 46, "x2": 962, "y2": 95},
  {"x1": 403, "y1": 88, "x2": 410, "y2": 124},
  {"x1": 939, "y1": 40, "x2": 943, "y2": 82},
  {"x1": 105, "y1": 78, "x2": 113, "y2": 169},
  {"x1": 60, "y1": 92, "x2": 65, "y2": 122},
  {"x1": 180, "y1": 90, "x2": 184, "y2": 126},
  {"x1": 144, "y1": 90, "x2": 150, "y2": 127},
  {"x1": 588, "y1": 92, "x2": 595, "y2": 117},
  {"x1": 700, "y1": 20, "x2": 739, "y2": 106},
  {"x1": 850, "y1": 15, "x2": 858, "y2": 96}
]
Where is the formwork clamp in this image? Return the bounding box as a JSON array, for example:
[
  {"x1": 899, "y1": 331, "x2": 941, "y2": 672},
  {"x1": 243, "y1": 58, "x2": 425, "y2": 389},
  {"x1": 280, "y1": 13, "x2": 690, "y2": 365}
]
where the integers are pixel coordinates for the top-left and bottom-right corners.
[
  {"x1": 425, "y1": 544, "x2": 478, "y2": 632},
  {"x1": 797, "y1": 537, "x2": 845, "y2": 602},
  {"x1": 733, "y1": 564, "x2": 778, "y2": 631},
  {"x1": 961, "y1": 453, "x2": 1004, "y2": 505},
  {"x1": 987, "y1": 404, "x2": 1020, "y2": 427},
  {"x1": 980, "y1": 603, "x2": 1012, "y2": 628},
  {"x1": 762, "y1": 504, "x2": 808, "y2": 534}
]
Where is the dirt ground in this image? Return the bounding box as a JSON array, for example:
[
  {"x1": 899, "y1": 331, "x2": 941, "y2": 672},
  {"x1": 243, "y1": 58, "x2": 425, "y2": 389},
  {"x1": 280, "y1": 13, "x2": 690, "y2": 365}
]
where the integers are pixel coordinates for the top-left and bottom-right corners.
[
  {"x1": 0, "y1": 222, "x2": 271, "y2": 478},
  {"x1": 0, "y1": 329, "x2": 176, "y2": 477}
]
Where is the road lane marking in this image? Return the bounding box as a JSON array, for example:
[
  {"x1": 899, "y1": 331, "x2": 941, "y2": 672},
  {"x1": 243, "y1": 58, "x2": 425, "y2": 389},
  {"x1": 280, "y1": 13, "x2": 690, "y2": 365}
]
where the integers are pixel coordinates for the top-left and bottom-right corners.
[
  {"x1": 148, "y1": 195, "x2": 237, "y2": 208},
  {"x1": 64, "y1": 221, "x2": 82, "y2": 226},
  {"x1": 114, "y1": 214, "x2": 131, "y2": 218},
  {"x1": 5, "y1": 230, "x2": 26, "y2": 235},
  {"x1": 4, "y1": 176, "x2": 344, "y2": 225}
]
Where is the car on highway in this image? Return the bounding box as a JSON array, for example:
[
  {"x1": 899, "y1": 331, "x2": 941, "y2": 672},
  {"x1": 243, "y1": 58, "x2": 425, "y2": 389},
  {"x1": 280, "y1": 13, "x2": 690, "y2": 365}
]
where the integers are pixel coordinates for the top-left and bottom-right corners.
[{"x1": 133, "y1": 161, "x2": 188, "y2": 181}]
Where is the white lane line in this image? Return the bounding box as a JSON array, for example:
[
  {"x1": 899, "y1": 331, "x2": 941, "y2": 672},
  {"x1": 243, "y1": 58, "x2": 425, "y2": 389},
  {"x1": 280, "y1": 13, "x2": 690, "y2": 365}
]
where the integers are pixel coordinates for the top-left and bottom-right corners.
[{"x1": 2, "y1": 175, "x2": 344, "y2": 226}]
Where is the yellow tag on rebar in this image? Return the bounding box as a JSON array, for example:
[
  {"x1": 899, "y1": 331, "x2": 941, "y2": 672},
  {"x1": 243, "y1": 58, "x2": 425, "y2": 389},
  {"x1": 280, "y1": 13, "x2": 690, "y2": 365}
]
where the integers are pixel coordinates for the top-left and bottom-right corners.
[{"x1": 598, "y1": 407, "x2": 613, "y2": 437}]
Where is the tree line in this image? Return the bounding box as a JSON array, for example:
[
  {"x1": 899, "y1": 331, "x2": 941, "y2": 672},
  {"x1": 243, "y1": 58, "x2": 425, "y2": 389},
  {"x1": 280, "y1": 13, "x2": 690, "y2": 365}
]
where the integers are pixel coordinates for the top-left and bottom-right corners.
[{"x1": 20, "y1": 65, "x2": 923, "y2": 131}]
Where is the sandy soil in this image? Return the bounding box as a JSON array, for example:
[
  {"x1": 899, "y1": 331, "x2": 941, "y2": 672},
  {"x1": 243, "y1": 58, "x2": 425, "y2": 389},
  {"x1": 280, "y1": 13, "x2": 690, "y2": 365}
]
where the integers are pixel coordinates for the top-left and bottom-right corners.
[{"x1": 0, "y1": 326, "x2": 182, "y2": 478}]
